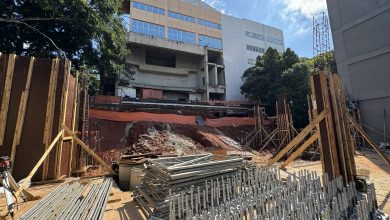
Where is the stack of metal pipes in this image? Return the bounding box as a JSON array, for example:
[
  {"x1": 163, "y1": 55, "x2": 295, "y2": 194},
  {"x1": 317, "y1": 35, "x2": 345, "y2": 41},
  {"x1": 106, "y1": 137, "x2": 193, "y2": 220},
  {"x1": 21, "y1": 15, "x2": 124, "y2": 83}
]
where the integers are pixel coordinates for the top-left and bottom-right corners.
[
  {"x1": 134, "y1": 154, "x2": 245, "y2": 218},
  {"x1": 18, "y1": 177, "x2": 113, "y2": 220},
  {"x1": 167, "y1": 166, "x2": 383, "y2": 220}
]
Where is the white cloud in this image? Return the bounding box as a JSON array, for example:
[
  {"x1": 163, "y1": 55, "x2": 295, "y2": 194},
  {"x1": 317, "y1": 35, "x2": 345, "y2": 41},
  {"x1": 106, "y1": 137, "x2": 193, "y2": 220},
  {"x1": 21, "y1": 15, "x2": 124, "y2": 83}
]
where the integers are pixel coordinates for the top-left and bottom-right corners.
[
  {"x1": 281, "y1": 0, "x2": 327, "y2": 19},
  {"x1": 274, "y1": 0, "x2": 327, "y2": 37},
  {"x1": 201, "y1": 0, "x2": 226, "y2": 14}
]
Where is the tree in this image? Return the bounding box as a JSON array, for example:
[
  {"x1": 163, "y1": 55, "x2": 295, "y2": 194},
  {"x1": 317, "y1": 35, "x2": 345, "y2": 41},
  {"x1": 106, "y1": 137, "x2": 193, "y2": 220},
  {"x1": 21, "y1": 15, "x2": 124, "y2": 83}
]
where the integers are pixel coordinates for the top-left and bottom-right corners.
[
  {"x1": 241, "y1": 48, "x2": 283, "y2": 105},
  {"x1": 0, "y1": 0, "x2": 132, "y2": 84},
  {"x1": 281, "y1": 62, "x2": 310, "y2": 127},
  {"x1": 241, "y1": 48, "x2": 311, "y2": 128}
]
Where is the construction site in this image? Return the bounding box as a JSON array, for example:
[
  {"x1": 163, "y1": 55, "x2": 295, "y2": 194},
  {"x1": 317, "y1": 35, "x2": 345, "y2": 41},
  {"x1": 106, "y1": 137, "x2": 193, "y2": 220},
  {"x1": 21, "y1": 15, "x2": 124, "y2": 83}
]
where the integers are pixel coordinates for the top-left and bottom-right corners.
[{"x1": 0, "y1": 0, "x2": 389, "y2": 220}]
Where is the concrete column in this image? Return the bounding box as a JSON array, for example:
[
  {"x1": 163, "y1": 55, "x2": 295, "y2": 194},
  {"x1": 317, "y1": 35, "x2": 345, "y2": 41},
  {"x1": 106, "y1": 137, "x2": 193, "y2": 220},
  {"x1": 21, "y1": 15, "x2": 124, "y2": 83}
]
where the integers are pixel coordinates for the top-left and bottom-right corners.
[
  {"x1": 204, "y1": 50, "x2": 209, "y2": 100},
  {"x1": 204, "y1": 51, "x2": 209, "y2": 86},
  {"x1": 213, "y1": 64, "x2": 218, "y2": 85}
]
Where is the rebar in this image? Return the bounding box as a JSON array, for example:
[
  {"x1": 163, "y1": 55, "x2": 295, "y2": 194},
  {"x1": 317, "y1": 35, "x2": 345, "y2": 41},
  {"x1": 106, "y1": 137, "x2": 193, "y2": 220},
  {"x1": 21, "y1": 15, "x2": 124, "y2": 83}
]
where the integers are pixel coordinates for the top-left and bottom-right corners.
[{"x1": 18, "y1": 177, "x2": 113, "y2": 220}]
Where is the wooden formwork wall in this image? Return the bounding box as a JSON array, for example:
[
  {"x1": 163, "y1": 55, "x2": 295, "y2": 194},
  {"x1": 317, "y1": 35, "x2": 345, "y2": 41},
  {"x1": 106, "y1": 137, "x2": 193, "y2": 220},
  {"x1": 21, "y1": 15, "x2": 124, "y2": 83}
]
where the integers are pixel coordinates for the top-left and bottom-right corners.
[{"x1": 0, "y1": 53, "x2": 77, "y2": 181}]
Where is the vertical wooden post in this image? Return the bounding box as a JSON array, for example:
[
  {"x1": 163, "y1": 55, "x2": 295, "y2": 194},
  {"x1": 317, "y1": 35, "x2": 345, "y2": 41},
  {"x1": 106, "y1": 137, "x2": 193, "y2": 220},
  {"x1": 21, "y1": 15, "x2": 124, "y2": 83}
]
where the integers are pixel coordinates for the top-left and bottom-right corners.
[
  {"x1": 55, "y1": 60, "x2": 71, "y2": 178},
  {"x1": 311, "y1": 73, "x2": 340, "y2": 180},
  {"x1": 69, "y1": 71, "x2": 79, "y2": 175},
  {"x1": 42, "y1": 58, "x2": 59, "y2": 180},
  {"x1": 328, "y1": 74, "x2": 348, "y2": 183},
  {"x1": 10, "y1": 57, "x2": 35, "y2": 173},
  {"x1": 0, "y1": 54, "x2": 16, "y2": 146}
]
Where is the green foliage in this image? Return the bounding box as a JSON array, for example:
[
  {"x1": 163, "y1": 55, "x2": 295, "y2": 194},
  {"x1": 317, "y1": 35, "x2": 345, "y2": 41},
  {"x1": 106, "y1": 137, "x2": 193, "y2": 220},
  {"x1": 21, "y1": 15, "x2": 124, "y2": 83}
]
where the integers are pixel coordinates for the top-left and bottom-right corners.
[
  {"x1": 312, "y1": 50, "x2": 338, "y2": 73},
  {"x1": 240, "y1": 47, "x2": 311, "y2": 128},
  {"x1": 0, "y1": 0, "x2": 131, "y2": 81}
]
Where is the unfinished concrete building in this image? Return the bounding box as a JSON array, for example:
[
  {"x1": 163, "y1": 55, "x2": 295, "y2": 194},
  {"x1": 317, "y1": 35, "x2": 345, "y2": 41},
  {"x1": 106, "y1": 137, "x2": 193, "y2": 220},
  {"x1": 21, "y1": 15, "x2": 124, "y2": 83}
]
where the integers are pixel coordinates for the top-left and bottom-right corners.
[
  {"x1": 326, "y1": 0, "x2": 390, "y2": 142},
  {"x1": 116, "y1": 0, "x2": 225, "y2": 101}
]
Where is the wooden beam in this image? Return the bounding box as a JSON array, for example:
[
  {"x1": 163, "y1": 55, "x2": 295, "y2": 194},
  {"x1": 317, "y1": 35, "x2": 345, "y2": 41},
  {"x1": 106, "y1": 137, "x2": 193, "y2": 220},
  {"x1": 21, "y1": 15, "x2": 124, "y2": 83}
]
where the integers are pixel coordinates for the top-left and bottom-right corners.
[
  {"x1": 280, "y1": 131, "x2": 320, "y2": 169},
  {"x1": 42, "y1": 59, "x2": 59, "y2": 180},
  {"x1": 311, "y1": 73, "x2": 340, "y2": 180},
  {"x1": 328, "y1": 74, "x2": 348, "y2": 183},
  {"x1": 55, "y1": 60, "x2": 71, "y2": 178},
  {"x1": 0, "y1": 54, "x2": 16, "y2": 146},
  {"x1": 332, "y1": 74, "x2": 356, "y2": 181},
  {"x1": 69, "y1": 71, "x2": 79, "y2": 175},
  {"x1": 10, "y1": 57, "x2": 35, "y2": 173},
  {"x1": 15, "y1": 130, "x2": 64, "y2": 198},
  {"x1": 348, "y1": 115, "x2": 390, "y2": 167},
  {"x1": 62, "y1": 125, "x2": 115, "y2": 174},
  {"x1": 258, "y1": 129, "x2": 278, "y2": 152},
  {"x1": 267, "y1": 110, "x2": 328, "y2": 166},
  {"x1": 62, "y1": 136, "x2": 73, "y2": 141}
]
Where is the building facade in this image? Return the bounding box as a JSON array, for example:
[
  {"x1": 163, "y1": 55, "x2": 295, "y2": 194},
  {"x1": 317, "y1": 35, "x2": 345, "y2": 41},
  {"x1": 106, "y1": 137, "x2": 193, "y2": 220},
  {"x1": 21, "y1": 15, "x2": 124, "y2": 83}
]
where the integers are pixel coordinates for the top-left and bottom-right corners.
[
  {"x1": 221, "y1": 15, "x2": 285, "y2": 100},
  {"x1": 118, "y1": 0, "x2": 225, "y2": 101},
  {"x1": 326, "y1": 0, "x2": 390, "y2": 142},
  {"x1": 117, "y1": 0, "x2": 284, "y2": 101}
]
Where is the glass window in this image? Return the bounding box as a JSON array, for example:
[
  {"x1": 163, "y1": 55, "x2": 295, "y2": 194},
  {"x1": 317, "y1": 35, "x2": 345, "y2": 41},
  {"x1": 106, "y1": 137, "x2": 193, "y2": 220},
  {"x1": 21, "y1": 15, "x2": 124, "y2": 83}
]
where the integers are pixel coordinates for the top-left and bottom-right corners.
[
  {"x1": 198, "y1": 35, "x2": 222, "y2": 49},
  {"x1": 266, "y1": 37, "x2": 283, "y2": 45},
  {"x1": 197, "y1": 19, "x2": 221, "y2": 30},
  {"x1": 131, "y1": 19, "x2": 165, "y2": 38},
  {"x1": 132, "y1": 1, "x2": 165, "y2": 15},
  {"x1": 168, "y1": 28, "x2": 196, "y2": 44},
  {"x1": 245, "y1": 31, "x2": 264, "y2": 40},
  {"x1": 168, "y1": 11, "x2": 195, "y2": 23},
  {"x1": 246, "y1": 44, "x2": 265, "y2": 53}
]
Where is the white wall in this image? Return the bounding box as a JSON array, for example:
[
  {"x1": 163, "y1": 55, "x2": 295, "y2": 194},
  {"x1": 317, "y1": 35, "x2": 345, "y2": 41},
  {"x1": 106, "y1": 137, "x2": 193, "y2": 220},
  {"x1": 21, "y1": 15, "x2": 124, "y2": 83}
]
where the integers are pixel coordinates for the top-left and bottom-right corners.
[{"x1": 222, "y1": 15, "x2": 285, "y2": 100}]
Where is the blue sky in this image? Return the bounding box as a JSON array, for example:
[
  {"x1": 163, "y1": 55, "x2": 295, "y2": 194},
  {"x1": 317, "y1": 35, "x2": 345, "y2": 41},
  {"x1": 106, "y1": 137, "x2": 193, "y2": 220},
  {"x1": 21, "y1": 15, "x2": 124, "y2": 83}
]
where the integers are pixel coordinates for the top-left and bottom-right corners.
[{"x1": 202, "y1": 0, "x2": 328, "y2": 58}]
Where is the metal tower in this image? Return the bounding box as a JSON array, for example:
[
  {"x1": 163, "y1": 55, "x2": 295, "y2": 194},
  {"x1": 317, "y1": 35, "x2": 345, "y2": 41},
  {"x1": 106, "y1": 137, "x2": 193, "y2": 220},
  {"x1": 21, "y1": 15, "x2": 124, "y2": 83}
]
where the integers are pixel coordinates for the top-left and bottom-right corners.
[{"x1": 313, "y1": 12, "x2": 331, "y2": 71}]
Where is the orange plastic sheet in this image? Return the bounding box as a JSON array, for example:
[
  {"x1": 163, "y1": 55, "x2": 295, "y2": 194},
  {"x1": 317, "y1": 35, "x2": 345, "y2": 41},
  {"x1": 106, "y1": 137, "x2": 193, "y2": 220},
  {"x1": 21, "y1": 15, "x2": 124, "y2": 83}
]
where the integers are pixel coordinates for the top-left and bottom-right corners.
[{"x1": 89, "y1": 109, "x2": 256, "y2": 127}]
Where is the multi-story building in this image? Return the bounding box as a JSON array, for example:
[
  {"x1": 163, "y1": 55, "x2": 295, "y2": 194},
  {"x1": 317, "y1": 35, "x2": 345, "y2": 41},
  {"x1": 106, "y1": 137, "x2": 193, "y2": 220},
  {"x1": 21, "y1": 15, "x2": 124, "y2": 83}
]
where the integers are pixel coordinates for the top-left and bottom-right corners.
[
  {"x1": 116, "y1": 0, "x2": 225, "y2": 101},
  {"x1": 115, "y1": 0, "x2": 284, "y2": 102},
  {"x1": 326, "y1": 0, "x2": 390, "y2": 142},
  {"x1": 222, "y1": 15, "x2": 285, "y2": 100}
]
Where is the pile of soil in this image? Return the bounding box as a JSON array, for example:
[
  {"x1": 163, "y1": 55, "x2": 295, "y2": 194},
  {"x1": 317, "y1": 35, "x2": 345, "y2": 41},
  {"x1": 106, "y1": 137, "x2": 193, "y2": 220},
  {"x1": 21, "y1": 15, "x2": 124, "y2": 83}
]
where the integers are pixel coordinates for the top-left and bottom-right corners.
[{"x1": 90, "y1": 119, "x2": 254, "y2": 162}]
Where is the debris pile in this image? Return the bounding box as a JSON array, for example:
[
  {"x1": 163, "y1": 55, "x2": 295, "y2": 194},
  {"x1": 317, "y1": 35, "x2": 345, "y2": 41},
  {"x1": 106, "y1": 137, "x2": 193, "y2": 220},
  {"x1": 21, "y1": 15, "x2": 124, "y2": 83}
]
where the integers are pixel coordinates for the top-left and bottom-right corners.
[
  {"x1": 134, "y1": 154, "x2": 245, "y2": 218},
  {"x1": 124, "y1": 127, "x2": 206, "y2": 155}
]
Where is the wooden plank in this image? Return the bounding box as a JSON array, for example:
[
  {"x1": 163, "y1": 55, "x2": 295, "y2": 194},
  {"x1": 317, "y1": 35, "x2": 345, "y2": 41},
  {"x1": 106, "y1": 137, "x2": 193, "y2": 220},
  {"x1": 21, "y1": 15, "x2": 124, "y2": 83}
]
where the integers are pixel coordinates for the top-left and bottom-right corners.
[
  {"x1": 280, "y1": 131, "x2": 320, "y2": 169},
  {"x1": 69, "y1": 71, "x2": 79, "y2": 175},
  {"x1": 328, "y1": 74, "x2": 348, "y2": 183},
  {"x1": 267, "y1": 110, "x2": 328, "y2": 166},
  {"x1": 311, "y1": 73, "x2": 339, "y2": 180},
  {"x1": 42, "y1": 58, "x2": 59, "y2": 180},
  {"x1": 348, "y1": 115, "x2": 390, "y2": 167},
  {"x1": 10, "y1": 57, "x2": 35, "y2": 173},
  {"x1": 258, "y1": 129, "x2": 278, "y2": 152},
  {"x1": 15, "y1": 130, "x2": 64, "y2": 198},
  {"x1": 63, "y1": 125, "x2": 115, "y2": 174},
  {"x1": 0, "y1": 54, "x2": 16, "y2": 145},
  {"x1": 55, "y1": 60, "x2": 71, "y2": 178},
  {"x1": 333, "y1": 74, "x2": 356, "y2": 181}
]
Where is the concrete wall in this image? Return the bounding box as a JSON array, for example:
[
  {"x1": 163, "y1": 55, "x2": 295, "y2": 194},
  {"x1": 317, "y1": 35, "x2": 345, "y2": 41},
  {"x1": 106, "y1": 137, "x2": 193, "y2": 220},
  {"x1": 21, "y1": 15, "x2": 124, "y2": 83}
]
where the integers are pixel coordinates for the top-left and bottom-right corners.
[
  {"x1": 221, "y1": 14, "x2": 285, "y2": 100},
  {"x1": 326, "y1": 0, "x2": 390, "y2": 142},
  {"x1": 126, "y1": 45, "x2": 203, "y2": 92}
]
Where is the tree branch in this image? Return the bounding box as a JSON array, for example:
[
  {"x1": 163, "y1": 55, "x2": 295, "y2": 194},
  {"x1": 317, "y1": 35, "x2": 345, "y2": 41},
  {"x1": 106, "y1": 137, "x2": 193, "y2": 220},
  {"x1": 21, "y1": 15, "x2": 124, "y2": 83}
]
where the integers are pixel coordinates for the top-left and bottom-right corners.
[{"x1": 0, "y1": 18, "x2": 66, "y2": 57}]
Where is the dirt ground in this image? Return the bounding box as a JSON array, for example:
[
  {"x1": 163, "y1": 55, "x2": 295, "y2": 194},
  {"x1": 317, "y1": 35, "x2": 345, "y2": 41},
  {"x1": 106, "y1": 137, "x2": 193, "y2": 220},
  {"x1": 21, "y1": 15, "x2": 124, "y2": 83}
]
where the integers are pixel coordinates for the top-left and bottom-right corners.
[{"x1": 0, "y1": 149, "x2": 388, "y2": 219}]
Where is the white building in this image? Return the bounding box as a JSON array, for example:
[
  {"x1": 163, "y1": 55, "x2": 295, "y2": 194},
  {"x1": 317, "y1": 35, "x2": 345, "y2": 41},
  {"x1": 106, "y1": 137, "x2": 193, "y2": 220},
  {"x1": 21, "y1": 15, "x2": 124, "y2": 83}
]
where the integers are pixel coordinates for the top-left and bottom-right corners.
[{"x1": 222, "y1": 15, "x2": 285, "y2": 100}]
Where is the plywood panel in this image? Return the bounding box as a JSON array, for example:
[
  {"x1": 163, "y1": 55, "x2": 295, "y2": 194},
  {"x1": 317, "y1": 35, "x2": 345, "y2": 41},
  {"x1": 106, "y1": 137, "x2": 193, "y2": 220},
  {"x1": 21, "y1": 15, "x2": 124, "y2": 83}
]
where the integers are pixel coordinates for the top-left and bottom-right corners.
[
  {"x1": 14, "y1": 58, "x2": 52, "y2": 181},
  {"x1": 1, "y1": 56, "x2": 30, "y2": 160}
]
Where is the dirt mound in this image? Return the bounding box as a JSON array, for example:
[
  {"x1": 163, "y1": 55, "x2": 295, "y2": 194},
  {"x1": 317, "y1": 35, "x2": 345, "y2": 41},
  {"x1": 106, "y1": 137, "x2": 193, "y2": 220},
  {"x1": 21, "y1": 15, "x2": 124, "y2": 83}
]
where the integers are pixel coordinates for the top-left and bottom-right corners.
[
  {"x1": 123, "y1": 127, "x2": 205, "y2": 155},
  {"x1": 89, "y1": 119, "x2": 255, "y2": 162}
]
